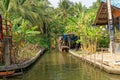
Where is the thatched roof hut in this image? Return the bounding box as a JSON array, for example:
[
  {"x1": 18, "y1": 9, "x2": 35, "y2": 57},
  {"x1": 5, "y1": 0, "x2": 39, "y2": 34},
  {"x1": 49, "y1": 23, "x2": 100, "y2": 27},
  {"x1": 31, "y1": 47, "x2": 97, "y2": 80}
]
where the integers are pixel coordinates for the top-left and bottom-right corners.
[{"x1": 94, "y1": 1, "x2": 120, "y2": 26}]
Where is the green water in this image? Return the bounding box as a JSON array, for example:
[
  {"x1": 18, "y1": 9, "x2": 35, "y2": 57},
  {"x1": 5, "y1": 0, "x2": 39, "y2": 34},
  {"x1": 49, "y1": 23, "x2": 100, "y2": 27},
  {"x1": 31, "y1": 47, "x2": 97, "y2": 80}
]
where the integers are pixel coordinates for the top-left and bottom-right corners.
[{"x1": 7, "y1": 50, "x2": 120, "y2": 80}]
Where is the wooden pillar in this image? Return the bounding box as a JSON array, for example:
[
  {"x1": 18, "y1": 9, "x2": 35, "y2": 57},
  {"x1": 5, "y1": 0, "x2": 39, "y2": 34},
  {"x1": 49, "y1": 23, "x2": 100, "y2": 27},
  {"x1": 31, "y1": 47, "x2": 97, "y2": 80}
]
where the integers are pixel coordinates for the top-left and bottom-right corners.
[
  {"x1": 119, "y1": 17, "x2": 120, "y2": 30},
  {"x1": 68, "y1": 35, "x2": 71, "y2": 49},
  {"x1": 107, "y1": 0, "x2": 115, "y2": 53},
  {"x1": 0, "y1": 15, "x2": 3, "y2": 39},
  {"x1": 4, "y1": 37, "x2": 11, "y2": 66}
]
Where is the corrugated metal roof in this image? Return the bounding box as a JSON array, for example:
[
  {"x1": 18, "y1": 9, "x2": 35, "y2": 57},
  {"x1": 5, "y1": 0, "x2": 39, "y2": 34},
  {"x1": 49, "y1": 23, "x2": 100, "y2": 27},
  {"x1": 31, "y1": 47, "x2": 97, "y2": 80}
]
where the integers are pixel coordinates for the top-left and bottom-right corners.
[{"x1": 101, "y1": 0, "x2": 120, "y2": 8}]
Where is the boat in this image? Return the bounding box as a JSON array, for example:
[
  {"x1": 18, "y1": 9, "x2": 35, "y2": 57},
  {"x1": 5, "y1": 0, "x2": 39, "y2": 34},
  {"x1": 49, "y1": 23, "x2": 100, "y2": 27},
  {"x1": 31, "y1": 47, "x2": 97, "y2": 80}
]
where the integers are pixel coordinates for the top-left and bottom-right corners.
[
  {"x1": 0, "y1": 71, "x2": 14, "y2": 76},
  {"x1": 58, "y1": 34, "x2": 81, "y2": 52},
  {"x1": 60, "y1": 46, "x2": 69, "y2": 52},
  {"x1": 58, "y1": 34, "x2": 69, "y2": 52},
  {"x1": 0, "y1": 49, "x2": 45, "y2": 71}
]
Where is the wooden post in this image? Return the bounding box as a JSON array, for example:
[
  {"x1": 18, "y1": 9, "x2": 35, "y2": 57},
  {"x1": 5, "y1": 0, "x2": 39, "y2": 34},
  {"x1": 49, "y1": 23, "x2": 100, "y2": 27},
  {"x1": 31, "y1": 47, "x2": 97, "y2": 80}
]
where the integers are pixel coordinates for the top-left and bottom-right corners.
[
  {"x1": 119, "y1": 17, "x2": 120, "y2": 30},
  {"x1": 0, "y1": 15, "x2": 3, "y2": 39},
  {"x1": 4, "y1": 37, "x2": 11, "y2": 66},
  {"x1": 107, "y1": 0, "x2": 115, "y2": 53},
  {"x1": 68, "y1": 35, "x2": 71, "y2": 49}
]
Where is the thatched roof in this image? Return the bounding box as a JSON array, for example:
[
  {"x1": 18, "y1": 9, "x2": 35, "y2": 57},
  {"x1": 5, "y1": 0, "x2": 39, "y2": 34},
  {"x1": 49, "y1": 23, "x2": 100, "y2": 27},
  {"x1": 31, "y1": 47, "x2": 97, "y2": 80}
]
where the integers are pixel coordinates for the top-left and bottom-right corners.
[{"x1": 94, "y1": 2, "x2": 120, "y2": 25}]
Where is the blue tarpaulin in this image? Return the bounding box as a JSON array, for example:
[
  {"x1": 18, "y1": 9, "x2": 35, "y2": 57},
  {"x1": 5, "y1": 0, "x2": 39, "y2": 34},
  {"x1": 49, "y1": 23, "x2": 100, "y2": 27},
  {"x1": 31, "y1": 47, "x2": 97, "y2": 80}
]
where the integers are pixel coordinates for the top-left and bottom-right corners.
[
  {"x1": 71, "y1": 36, "x2": 78, "y2": 41},
  {"x1": 62, "y1": 35, "x2": 68, "y2": 41}
]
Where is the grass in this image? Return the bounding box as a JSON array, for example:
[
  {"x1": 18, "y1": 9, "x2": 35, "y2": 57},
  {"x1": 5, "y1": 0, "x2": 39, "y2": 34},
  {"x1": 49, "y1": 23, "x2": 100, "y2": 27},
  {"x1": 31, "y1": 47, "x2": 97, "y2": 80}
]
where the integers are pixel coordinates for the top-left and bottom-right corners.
[{"x1": 16, "y1": 43, "x2": 41, "y2": 63}]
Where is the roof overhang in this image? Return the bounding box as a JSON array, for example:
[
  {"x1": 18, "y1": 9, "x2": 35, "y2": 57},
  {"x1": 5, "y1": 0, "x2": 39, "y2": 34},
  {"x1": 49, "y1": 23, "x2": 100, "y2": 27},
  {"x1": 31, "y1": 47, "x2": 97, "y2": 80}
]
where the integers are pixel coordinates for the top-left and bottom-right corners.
[{"x1": 94, "y1": 2, "x2": 120, "y2": 26}]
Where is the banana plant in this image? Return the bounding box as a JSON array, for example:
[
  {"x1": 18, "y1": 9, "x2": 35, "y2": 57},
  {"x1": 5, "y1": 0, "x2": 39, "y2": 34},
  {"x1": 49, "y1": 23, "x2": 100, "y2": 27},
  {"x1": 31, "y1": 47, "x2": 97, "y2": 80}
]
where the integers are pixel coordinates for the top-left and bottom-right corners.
[
  {"x1": 12, "y1": 19, "x2": 40, "y2": 47},
  {"x1": 75, "y1": 9, "x2": 103, "y2": 54}
]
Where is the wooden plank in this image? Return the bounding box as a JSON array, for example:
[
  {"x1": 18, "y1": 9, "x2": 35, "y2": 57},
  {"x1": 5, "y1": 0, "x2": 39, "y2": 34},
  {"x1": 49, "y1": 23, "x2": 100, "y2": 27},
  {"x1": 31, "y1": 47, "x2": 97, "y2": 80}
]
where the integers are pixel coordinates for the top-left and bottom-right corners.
[{"x1": 98, "y1": 18, "x2": 108, "y2": 20}]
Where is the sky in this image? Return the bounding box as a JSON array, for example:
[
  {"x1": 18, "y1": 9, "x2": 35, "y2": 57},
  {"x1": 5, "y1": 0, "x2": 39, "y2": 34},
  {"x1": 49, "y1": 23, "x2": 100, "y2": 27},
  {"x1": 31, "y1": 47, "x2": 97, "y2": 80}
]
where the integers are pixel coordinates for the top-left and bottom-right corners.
[{"x1": 48, "y1": 0, "x2": 97, "y2": 8}]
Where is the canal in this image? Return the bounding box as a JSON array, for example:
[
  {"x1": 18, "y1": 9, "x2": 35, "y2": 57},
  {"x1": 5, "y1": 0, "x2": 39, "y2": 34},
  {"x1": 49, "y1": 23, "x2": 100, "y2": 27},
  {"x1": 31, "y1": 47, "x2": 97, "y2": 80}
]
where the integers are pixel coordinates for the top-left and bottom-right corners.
[{"x1": 8, "y1": 50, "x2": 120, "y2": 80}]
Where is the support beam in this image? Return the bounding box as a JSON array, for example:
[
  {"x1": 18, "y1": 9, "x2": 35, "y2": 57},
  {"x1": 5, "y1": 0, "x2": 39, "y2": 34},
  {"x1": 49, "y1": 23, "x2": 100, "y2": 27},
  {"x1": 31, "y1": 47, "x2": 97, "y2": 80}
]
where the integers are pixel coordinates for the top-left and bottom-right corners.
[{"x1": 98, "y1": 18, "x2": 108, "y2": 20}]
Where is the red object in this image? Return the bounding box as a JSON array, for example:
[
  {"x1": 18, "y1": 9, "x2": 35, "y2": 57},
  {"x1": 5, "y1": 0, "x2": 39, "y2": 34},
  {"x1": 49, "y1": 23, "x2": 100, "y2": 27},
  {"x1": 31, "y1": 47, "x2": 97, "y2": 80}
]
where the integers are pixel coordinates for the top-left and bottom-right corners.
[{"x1": 0, "y1": 71, "x2": 14, "y2": 76}]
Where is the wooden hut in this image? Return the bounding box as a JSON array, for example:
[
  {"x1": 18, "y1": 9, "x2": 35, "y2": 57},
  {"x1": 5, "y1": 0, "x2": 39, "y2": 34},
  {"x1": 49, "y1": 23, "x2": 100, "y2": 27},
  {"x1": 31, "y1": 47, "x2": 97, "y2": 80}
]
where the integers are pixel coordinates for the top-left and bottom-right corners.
[
  {"x1": 94, "y1": 2, "x2": 120, "y2": 25},
  {"x1": 94, "y1": 1, "x2": 120, "y2": 53}
]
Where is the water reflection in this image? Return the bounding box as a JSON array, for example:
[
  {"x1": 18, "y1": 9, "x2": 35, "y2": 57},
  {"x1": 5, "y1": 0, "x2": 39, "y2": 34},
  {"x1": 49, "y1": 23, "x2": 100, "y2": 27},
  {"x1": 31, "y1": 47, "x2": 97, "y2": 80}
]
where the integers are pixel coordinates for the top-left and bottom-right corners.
[{"x1": 6, "y1": 50, "x2": 120, "y2": 80}]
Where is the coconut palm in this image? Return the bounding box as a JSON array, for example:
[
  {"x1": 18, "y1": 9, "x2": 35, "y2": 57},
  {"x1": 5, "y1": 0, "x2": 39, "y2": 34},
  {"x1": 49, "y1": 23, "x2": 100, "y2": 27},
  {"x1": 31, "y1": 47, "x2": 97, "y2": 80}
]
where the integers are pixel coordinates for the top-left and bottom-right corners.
[{"x1": 58, "y1": 0, "x2": 74, "y2": 18}]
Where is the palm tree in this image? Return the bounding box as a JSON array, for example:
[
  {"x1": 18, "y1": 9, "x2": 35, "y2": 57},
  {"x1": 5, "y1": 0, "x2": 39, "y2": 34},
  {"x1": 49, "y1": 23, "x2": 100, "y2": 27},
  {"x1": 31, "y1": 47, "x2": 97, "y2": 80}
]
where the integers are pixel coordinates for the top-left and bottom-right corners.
[
  {"x1": 58, "y1": 0, "x2": 74, "y2": 18},
  {"x1": 0, "y1": 0, "x2": 53, "y2": 34},
  {"x1": 70, "y1": 2, "x2": 83, "y2": 17}
]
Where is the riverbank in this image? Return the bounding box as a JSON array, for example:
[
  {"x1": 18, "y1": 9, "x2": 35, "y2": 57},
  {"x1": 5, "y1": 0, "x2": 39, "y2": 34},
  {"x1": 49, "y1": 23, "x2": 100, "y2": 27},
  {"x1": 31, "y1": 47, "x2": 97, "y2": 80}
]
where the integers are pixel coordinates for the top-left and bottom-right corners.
[
  {"x1": 69, "y1": 50, "x2": 120, "y2": 74},
  {"x1": 0, "y1": 49, "x2": 45, "y2": 71},
  {"x1": 14, "y1": 43, "x2": 42, "y2": 63},
  {"x1": 0, "y1": 43, "x2": 46, "y2": 75}
]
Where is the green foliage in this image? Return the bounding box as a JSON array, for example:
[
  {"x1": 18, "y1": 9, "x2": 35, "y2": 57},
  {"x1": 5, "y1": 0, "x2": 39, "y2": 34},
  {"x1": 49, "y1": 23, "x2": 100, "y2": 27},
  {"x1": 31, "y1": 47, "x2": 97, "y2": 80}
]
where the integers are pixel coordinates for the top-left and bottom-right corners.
[
  {"x1": 4, "y1": 0, "x2": 10, "y2": 10},
  {"x1": 98, "y1": 36, "x2": 110, "y2": 48},
  {"x1": 12, "y1": 19, "x2": 40, "y2": 45},
  {"x1": 0, "y1": 0, "x2": 109, "y2": 51},
  {"x1": 64, "y1": 1, "x2": 109, "y2": 53},
  {"x1": 77, "y1": 26, "x2": 103, "y2": 53},
  {"x1": 97, "y1": 27, "x2": 110, "y2": 48},
  {"x1": 39, "y1": 36, "x2": 50, "y2": 48},
  {"x1": 65, "y1": 17, "x2": 78, "y2": 33}
]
